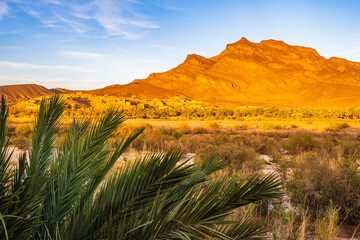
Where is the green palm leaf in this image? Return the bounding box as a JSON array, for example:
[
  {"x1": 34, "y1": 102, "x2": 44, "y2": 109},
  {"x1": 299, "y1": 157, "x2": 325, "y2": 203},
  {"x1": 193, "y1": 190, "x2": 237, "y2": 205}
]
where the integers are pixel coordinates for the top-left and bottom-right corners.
[{"x1": 0, "y1": 95, "x2": 283, "y2": 240}]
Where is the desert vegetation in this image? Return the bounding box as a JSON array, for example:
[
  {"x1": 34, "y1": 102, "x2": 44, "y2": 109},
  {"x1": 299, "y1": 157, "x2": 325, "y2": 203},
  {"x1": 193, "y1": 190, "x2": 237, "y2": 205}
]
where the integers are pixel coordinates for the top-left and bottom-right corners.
[
  {"x1": 102, "y1": 121, "x2": 360, "y2": 238},
  {"x1": 0, "y1": 95, "x2": 285, "y2": 239},
  {"x1": 3, "y1": 95, "x2": 360, "y2": 239},
  {"x1": 8, "y1": 92, "x2": 360, "y2": 123}
]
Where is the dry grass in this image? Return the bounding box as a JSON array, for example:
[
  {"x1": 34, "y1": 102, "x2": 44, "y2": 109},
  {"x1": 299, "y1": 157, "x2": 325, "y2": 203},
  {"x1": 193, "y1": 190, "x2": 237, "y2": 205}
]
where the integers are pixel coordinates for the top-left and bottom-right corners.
[{"x1": 119, "y1": 118, "x2": 360, "y2": 133}]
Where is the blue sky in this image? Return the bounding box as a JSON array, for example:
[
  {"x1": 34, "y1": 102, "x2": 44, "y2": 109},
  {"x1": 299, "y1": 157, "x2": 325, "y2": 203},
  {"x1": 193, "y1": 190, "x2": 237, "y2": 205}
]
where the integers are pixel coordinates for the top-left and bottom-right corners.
[{"x1": 0, "y1": 0, "x2": 360, "y2": 90}]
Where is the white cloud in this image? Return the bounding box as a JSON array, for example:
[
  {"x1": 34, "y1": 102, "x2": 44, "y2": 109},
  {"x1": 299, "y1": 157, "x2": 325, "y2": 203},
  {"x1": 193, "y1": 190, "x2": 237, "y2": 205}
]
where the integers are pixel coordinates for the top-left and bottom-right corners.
[
  {"x1": 145, "y1": 44, "x2": 187, "y2": 52},
  {"x1": 21, "y1": 6, "x2": 40, "y2": 17},
  {"x1": 6, "y1": 0, "x2": 160, "y2": 39},
  {"x1": 90, "y1": 0, "x2": 158, "y2": 37},
  {"x1": 42, "y1": 0, "x2": 62, "y2": 5},
  {"x1": 138, "y1": 59, "x2": 160, "y2": 64},
  {"x1": 113, "y1": 44, "x2": 129, "y2": 53},
  {"x1": 0, "y1": 2, "x2": 9, "y2": 20},
  {"x1": 57, "y1": 50, "x2": 103, "y2": 58},
  {"x1": 0, "y1": 75, "x2": 102, "y2": 90},
  {"x1": 0, "y1": 46, "x2": 25, "y2": 50},
  {"x1": 54, "y1": 13, "x2": 90, "y2": 33},
  {"x1": 160, "y1": 6, "x2": 193, "y2": 12},
  {"x1": 0, "y1": 74, "x2": 38, "y2": 83},
  {"x1": 0, "y1": 61, "x2": 98, "y2": 73}
]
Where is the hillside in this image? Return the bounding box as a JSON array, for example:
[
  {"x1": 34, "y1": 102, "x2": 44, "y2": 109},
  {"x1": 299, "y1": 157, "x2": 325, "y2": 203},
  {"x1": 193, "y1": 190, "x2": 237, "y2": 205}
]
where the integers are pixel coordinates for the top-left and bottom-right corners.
[
  {"x1": 0, "y1": 84, "x2": 54, "y2": 103},
  {"x1": 88, "y1": 82, "x2": 186, "y2": 100},
  {"x1": 92, "y1": 38, "x2": 360, "y2": 107},
  {"x1": 50, "y1": 88, "x2": 72, "y2": 94}
]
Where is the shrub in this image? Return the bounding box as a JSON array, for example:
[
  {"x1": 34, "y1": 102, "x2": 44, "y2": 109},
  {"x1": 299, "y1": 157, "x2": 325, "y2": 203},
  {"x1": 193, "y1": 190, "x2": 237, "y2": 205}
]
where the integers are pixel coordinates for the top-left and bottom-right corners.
[
  {"x1": 284, "y1": 132, "x2": 319, "y2": 154},
  {"x1": 131, "y1": 127, "x2": 171, "y2": 151},
  {"x1": 315, "y1": 204, "x2": 339, "y2": 240},
  {"x1": 206, "y1": 121, "x2": 221, "y2": 129},
  {"x1": 15, "y1": 123, "x2": 32, "y2": 137},
  {"x1": 284, "y1": 151, "x2": 360, "y2": 223},
  {"x1": 193, "y1": 126, "x2": 208, "y2": 134},
  {"x1": 232, "y1": 123, "x2": 251, "y2": 131},
  {"x1": 195, "y1": 136, "x2": 263, "y2": 173},
  {"x1": 0, "y1": 95, "x2": 283, "y2": 239},
  {"x1": 324, "y1": 122, "x2": 350, "y2": 132},
  {"x1": 13, "y1": 124, "x2": 33, "y2": 149},
  {"x1": 260, "y1": 122, "x2": 284, "y2": 130},
  {"x1": 12, "y1": 135, "x2": 30, "y2": 149}
]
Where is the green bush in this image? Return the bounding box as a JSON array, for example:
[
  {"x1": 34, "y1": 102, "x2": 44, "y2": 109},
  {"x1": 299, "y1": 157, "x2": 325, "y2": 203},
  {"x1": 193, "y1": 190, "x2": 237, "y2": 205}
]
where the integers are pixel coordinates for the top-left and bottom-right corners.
[
  {"x1": 195, "y1": 134, "x2": 264, "y2": 173},
  {"x1": 284, "y1": 151, "x2": 360, "y2": 223},
  {"x1": 131, "y1": 127, "x2": 171, "y2": 151},
  {"x1": 315, "y1": 204, "x2": 339, "y2": 240},
  {"x1": 15, "y1": 123, "x2": 32, "y2": 137},
  {"x1": 284, "y1": 132, "x2": 319, "y2": 154}
]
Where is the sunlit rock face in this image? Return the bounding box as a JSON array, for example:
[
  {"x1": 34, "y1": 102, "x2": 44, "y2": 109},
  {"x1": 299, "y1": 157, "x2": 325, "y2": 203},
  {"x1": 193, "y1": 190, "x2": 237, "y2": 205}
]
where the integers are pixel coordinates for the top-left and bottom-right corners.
[{"x1": 95, "y1": 38, "x2": 360, "y2": 107}]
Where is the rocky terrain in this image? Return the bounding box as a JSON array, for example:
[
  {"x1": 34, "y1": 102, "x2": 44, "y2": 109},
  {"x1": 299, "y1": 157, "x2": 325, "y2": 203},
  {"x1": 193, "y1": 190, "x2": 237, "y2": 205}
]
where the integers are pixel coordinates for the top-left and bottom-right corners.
[{"x1": 92, "y1": 38, "x2": 360, "y2": 107}]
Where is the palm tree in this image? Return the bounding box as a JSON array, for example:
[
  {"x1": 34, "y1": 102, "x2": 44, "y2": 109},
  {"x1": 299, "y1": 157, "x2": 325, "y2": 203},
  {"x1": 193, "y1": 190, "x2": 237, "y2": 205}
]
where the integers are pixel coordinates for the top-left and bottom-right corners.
[{"x1": 0, "y1": 95, "x2": 282, "y2": 239}]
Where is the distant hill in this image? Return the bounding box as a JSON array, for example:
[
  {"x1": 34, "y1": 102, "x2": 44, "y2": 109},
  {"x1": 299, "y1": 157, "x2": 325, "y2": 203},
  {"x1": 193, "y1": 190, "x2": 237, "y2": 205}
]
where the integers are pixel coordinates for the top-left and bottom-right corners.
[
  {"x1": 50, "y1": 88, "x2": 72, "y2": 94},
  {"x1": 0, "y1": 84, "x2": 54, "y2": 103},
  {"x1": 92, "y1": 38, "x2": 360, "y2": 107}
]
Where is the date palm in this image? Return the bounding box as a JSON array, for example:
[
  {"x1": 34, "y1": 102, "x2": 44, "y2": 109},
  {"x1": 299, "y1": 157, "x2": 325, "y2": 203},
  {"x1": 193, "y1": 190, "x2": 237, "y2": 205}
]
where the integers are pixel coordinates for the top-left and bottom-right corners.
[{"x1": 0, "y1": 95, "x2": 282, "y2": 239}]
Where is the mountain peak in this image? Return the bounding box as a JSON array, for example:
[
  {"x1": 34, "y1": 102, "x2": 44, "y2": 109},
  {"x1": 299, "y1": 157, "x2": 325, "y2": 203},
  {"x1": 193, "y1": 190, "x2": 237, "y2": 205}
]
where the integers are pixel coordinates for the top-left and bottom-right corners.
[
  {"x1": 225, "y1": 37, "x2": 253, "y2": 48},
  {"x1": 185, "y1": 54, "x2": 207, "y2": 62},
  {"x1": 260, "y1": 39, "x2": 287, "y2": 47},
  {"x1": 238, "y1": 37, "x2": 251, "y2": 43},
  {"x1": 90, "y1": 37, "x2": 360, "y2": 108}
]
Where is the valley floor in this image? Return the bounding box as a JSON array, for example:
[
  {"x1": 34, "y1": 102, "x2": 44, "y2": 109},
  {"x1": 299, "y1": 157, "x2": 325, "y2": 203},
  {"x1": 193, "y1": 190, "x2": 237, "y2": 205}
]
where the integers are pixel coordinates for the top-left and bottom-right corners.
[{"x1": 7, "y1": 118, "x2": 360, "y2": 239}]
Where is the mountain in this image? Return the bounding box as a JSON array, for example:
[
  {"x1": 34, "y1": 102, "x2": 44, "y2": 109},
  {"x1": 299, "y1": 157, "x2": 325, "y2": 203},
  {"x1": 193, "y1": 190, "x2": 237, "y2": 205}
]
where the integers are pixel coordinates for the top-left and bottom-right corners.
[
  {"x1": 88, "y1": 82, "x2": 184, "y2": 99},
  {"x1": 50, "y1": 88, "x2": 72, "y2": 94},
  {"x1": 3, "y1": 38, "x2": 360, "y2": 108},
  {"x1": 92, "y1": 37, "x2": 360, "y2": 107},
  {"x1": 0, "y1": 84, "x2": 55, "y2": 103}
]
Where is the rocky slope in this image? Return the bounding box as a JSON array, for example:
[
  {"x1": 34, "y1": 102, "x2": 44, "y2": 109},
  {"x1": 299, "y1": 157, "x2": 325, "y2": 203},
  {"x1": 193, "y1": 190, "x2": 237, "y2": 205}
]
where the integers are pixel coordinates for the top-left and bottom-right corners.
[
  {"x1": 92, "y1": 37, "x2": 360, "y2": 107},
  {"x1": 0, "y1": 84, "x2": 54, "y2": 103},
  {"x1": 88, "y1": 82, "x2": 184, "y2": 100}
]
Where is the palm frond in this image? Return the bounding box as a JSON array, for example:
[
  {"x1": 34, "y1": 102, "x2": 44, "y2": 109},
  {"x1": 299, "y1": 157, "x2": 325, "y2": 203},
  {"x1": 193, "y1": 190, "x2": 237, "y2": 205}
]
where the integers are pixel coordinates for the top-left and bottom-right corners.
[
  {"x1": 29, "y1": 95, "x2": 66, "y2": 176},
  {"x1": 218, "y1": 217, "x2": 269, "y2": 240},
  {"x1": 0, "y1": 94, "x2": 284, "y2": 240}
]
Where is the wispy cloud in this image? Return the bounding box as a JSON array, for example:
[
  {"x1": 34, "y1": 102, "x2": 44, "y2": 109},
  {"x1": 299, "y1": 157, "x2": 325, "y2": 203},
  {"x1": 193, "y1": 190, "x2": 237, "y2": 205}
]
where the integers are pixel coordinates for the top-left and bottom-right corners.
[
  {"x1": 113, "y1": 44, "x2": 129, "y2": 53},
  {"x1": 54, "y1": 13, "x2": 90, "y2": 33},
  {"x1": 161, "y1": 6, "x2": 193, "y2": 12},
  {"x1": 6, "y1": 0, "x2": 160, "y2": 39},
  {"x1": 0, "y1": 74, "x2": 102, "y2": 90},
  {"x1": 0, "y1": 61, "x2": 98, "y2": 72},
  {"x1": 138, "y1": 59, "x2": 161, "y2": 64},
  {"x1": 0, "y1": 74, "x2": 38, "y2": 83},
  {"x1": 0, "y1": 2, "x2": 9, "y2": 20},
  {"x1": 42, "y1": 0, "x2": 62, "y2": 5},
  {"x1": 0, "y1": 46, "x2": 26, "y2": 50},
  {"x1": 145, "y1": 44, "x2": 187, "y2": 52},
  {"x1": 56, "y1": 50, "x2": 104, "y2": 59},
  {"x1": 21, "y1": 6, "x2": 40, "y2": 18},
  {"x1": 87, "y1": 0, "x2": 159, "y2": 38}
]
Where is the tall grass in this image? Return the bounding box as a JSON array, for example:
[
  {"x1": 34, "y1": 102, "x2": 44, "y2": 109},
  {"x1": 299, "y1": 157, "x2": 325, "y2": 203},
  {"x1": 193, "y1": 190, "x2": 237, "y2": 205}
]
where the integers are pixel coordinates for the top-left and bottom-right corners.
[{"x1": 315, "y1": 205, "x2": 339, "y2": 240}]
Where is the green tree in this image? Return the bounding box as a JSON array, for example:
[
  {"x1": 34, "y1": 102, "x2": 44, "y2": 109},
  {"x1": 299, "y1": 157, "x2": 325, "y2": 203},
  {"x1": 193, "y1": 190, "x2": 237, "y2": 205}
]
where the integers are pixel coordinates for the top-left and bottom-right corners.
[{"x1": 0, "y1": 95, "x2": 282, "y2": 239}]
